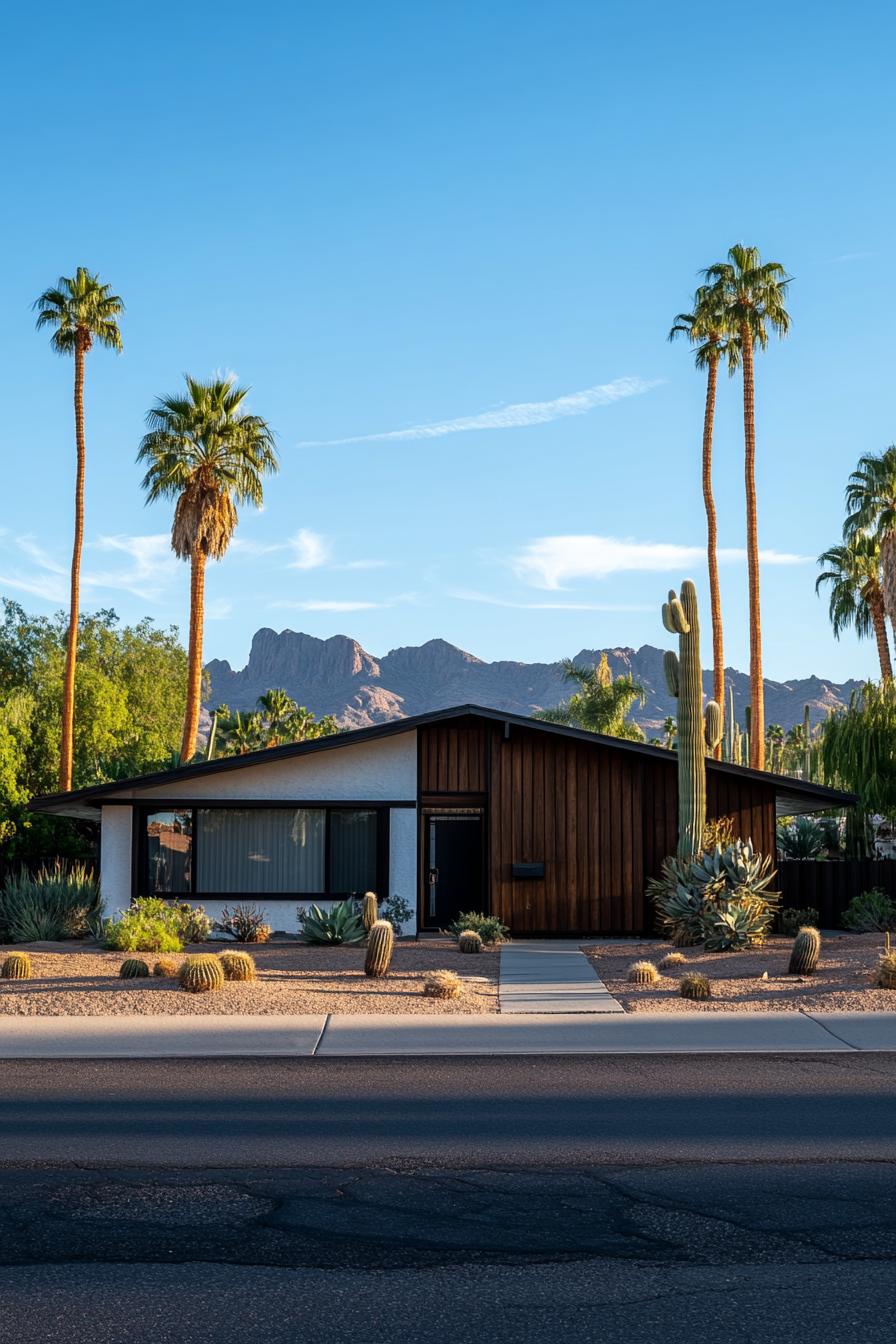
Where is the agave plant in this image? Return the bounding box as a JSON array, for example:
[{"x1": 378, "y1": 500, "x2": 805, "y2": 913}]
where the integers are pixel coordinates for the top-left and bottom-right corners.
[
  {"x1": 777, "y1": 816, "x2": 825, "y2": 860},
  {"x1": 650, "y1": 839, "x2": 778, "y2": 951},
  {"x1": 298, "y1": 899, "x2": 366, "y2": 946}
]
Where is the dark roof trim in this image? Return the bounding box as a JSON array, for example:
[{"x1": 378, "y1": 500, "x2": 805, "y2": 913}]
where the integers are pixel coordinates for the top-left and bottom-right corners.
[{"x1": 29, "y1": 702, "x2": 856, "y2": 815}]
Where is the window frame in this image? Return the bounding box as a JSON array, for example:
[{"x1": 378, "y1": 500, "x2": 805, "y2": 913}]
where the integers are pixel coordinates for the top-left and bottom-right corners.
[{"x1": 135, "y1": 802, "x2": 390, "y2": 901}]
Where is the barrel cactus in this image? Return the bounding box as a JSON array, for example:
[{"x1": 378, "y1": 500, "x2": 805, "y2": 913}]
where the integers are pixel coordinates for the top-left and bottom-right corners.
[
  {"x1": 878, "y1": 953, "x2": 896, "y2": 990},
  {"x1": 364, "y1": 919, "x2": 394, "y2": 978},
  {"x1": 458, "y1": 930, "x2": 483, "y2": 954},
  {"x1": 659, "y1": 951, "x2": 686, "y2": 970},
  {"x1": 662, "y1": 580, "x2": 723, "y2": 858},
  {"x1": 179, "y1": 953, "x2": 225, "y2": 993},
  {"x1": 679, "y1": 972, "x2": 711, "y2": 1001},
  {"x1": 218, "y1": 950, "x2": 257, "y2": 982},
  {"x1": 119, "y1": 958, "x2": 150, "y2": 979},
  {"x1": 1, "y1": 951, "x2": 32, "y2": 980},
  {"x1": 628, "y1": 959, "x2": 659, "y2": 985},
  {"x1": 152, "y1": 957, "x2": 178, "y2": 978},
  {"x1": 788, "y1": 926, "x2": 821, "y2": 976},
  {"x1": 361, "y1": 891, "x2": 379, "y2": 933},
  {"x1": 424, "y1": 969, "x2": 462, "y2": 999}
]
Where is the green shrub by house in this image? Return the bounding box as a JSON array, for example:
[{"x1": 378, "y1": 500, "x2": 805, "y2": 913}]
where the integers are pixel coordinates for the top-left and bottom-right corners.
[
  {"x1": 780, "y1": 907, "x2": 819, "y2": 937},
  {"x1": 842, "y1": 888, "x2": 896, "y2": 933},
  {"x1": 448, "y1": 912, "x2": 509, "y2": 945},
  {"x1": 0, "y1": 861, "x2": 100, "y2": 943}
]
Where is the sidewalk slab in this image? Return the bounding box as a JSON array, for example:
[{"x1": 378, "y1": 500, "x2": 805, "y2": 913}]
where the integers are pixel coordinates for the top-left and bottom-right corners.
[
  {"x1": 0, "y1": 1014, "x2": 327, "y2": 1058},
  {"x1": 499, "y1": 942, "x2": 624, "y2": 1014},
  {"x1": 316, "y1": 1011, "x2": 853, "y2": 1055},
  {"x1": 805, "y1": 1012, "x2": 896, "y2": 1051}
]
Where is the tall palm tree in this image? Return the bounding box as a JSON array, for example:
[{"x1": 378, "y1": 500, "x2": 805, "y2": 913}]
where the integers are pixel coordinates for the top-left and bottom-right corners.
[
  {"x1": 844, "y1": 446, "x2": 896, "y2": 640},
  {"x1": 816, "y1": 532, "x2": 892, "y2": 680},
  {"x1": 137, "y1": 377, "x2": 278, "y2": 760},
  {"x1": 669, "y1": 285, "x2": 740, "y2": 757},
  {"x1": 33, "y1": 269, "x2": 124, "y2": 791},
  {"x1": 536, "y1": 654, "x2": 646, "y2": 740},
  {"x1": 703, "y1": 245, "x2": 791, "y2": 770}
]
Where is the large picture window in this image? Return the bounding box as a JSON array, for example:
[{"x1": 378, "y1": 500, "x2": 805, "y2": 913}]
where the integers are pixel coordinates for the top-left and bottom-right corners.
[{"x1": 140, "y1": 805, "x2": 383, "y2": 898}]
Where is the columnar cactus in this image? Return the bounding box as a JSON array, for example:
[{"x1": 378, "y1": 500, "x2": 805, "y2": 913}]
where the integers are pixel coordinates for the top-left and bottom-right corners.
[
  {"x1": 458, "y1": 930, "x2": 483, "y2": 954},
  {"x1": 679, "y1": 971, "x2": 711, "y2": 1001},
  {"x1": 219, "y1": 950, "x2": 257, "y2": 982},
  {"x1": 1, "y1": 951, "x2": 32, "y2": 980},
  {"x1": 662, "y1": 580, "x2": 723, "y2": 858},
  {"x1": 119, "y1": 958, "x2": 150, "y2": 979},
  {"x1": 179, "y1": 953, "x2": 225, "y2": 993},
  {"x1": 788, "y1": 926, "x2": 821, "y2": 975},
  {"x1": 361, "y1": 891, "x2": 379, "y2": 934},
  {"x1": 364, "y1": 919, "x2": 395, "y2": 977}
]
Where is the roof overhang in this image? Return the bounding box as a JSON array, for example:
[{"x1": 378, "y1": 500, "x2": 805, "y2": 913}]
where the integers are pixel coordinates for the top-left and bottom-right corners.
[{"x1": 28, "y1": 703, "x2": 856, "y2": 819}]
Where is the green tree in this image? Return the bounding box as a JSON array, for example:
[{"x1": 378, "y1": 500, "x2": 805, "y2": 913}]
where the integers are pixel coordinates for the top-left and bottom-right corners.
[
  {"x1": 137, "y1": 377, "x2": 278, "y2": 761},
  {"x1": 212, "y1": 693, "x2": 339, "y2": 757},
  {"x1": 816, "y1": 532, "x2": 892, "y2": 680},
  {"x1": 669, "y1": 285, "x2": 740, "y2": 756},
  {"x1": 535, "y1": 653, "x2": 645, "y2": 740},
  {"x1": 703, "y1": 245, "x2": 792, "y2": 770},
  {"x1": 844, "y1": 445, "x2": 896, "y2": 646},
  {"x1": 33, "y1": 269, "x2": 124, "y2": 792},
  {"x1": 820, "y1": 681, "x2": 896, "y2": 847}
]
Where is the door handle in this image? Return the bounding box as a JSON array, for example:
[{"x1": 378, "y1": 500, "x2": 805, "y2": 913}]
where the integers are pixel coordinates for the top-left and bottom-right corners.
[{"x1": 428, "y1": 867, "x2": 439, "y2": 885}]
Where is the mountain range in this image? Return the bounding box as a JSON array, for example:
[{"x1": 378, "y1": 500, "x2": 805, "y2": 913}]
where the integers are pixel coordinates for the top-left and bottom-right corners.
[{"x1": 205, "y1": 628, "x2": 864, "y2": 736}]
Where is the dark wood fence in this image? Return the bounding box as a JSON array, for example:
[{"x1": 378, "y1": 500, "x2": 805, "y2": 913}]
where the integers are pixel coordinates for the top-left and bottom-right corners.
[{"x1": 778, "y1": 859, "x2": 896, "y2": 928}]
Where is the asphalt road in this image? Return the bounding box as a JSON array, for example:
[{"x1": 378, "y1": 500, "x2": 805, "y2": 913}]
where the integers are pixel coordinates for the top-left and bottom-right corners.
[{"x1": 1, "y1": 1054, "x2": 895, "y2": 1343}]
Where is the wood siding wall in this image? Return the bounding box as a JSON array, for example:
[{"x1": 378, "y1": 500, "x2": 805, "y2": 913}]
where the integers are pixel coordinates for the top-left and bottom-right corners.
[{"x1": 419, "y1": 722, "x2": 778, "y2": 934}]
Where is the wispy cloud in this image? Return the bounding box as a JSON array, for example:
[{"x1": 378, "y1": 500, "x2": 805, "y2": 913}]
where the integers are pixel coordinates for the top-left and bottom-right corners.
[
  {"x1": 513, "y1": 535, "x2": 809, "y2": 590},
  {"x1": 299, "y1": 376, "x2": 661, "y2": 447},
  {"x1": 448, "y1": 588, "x2": 651, "y2": 612},
  {"x1": 232, "y1": 528, "x2": 331, "y2": 570},
  {"x1": 269, "y1": 598, "x2": 388, "y2": 612},
  {"x1": 205, "y1": 598, "x2": 233, "y2": 620},
  {"x1": 84, "y1": 535, "x2": 177, "y2": 597},
  {"x1": 823, "y1": 250, "x2": 875, "y2": 264}
]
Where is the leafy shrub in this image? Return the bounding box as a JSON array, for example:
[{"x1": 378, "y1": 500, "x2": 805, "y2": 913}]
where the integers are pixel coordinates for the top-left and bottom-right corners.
[
  {"x1": 842, "y1": 888, "x2": 896, "y2": 933},
  {"x1": 170, "y1": 903, "x2": 212, "y2": 943},
  {"x1": 0, "y1": 861, "x2": 101, "y2": 942},
  {"x1": 777, "y1": 817, "x2": 825, "y2": 860},
  {"x1": 447, "y1": 911, "x2": 509, "y2": 945},
  {"x1": 104, "y1": 897, "x2": 184, "y2": 953},
  {"x1": 214, "y1": 904, "x2": 272, "y2": 943},
  {"x1": 380, "y1": 893, "x2": 414, "y2": 936},
  {"x1": 650, "y1": 839, "x2": 778, "y2": 951},
  {"x1": 780, "y1": 906, "x2": 820, "y2": 936},
  {"x1": 299, "y1": 899, "x2": 365, "y2": 945}
]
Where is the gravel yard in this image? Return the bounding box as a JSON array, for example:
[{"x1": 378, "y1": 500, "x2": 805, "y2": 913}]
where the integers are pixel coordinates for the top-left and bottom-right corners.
[
  {"x1": 584, "y1": 932, "x2": 896, "y2": 1012},
  {"x1": 0, "y1": 940, "x2": 499, "y2": 1016}
]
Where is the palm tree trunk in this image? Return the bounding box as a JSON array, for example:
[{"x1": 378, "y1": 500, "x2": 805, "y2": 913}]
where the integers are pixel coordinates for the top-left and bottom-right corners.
[
  {"x1": 870, "y1": 591, "x2": 893, "y2": 681},
  {"x1": 59, "y1": 336, "x2": 87, "y2": 792},
  {"x1": 740, "y1": 327, "x2": 764, "y2": 770},
  {"x1": 881, "y1": 532, "x2": 896, "y2": 631},
  {"x1": 702, "y1": 355, "x2": 724, "y2": 758},
  {"x1": 180, "y1": 543, "x2": 207, "y2": 761}
]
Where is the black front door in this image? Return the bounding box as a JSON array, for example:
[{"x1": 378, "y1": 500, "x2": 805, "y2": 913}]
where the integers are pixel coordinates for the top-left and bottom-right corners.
[{"x1": 423, "y1": 814, "x2": 484, "y2": 929}]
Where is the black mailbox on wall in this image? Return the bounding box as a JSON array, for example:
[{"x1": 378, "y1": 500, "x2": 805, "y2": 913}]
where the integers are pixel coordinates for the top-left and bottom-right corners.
[{"x1": 512, "y1": 861, "x2": 545, "y2": 880}]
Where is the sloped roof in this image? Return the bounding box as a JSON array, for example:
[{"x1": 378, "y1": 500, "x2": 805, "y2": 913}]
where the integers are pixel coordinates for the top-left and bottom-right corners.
[{"x1": 29, "y1": 703, "x2": 855, "y2": 818}]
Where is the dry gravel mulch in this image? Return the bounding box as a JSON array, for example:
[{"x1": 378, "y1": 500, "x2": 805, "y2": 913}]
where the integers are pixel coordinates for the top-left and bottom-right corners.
[
  {"x1": 583, "y1": 932, "x2": 896, "y2": 1012},
  {"x1": 0, "y1": 940, "x2": 499, "y2": 1016}
]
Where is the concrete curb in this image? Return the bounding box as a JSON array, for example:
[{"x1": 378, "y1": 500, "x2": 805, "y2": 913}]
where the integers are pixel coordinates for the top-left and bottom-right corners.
[{"x1": 1, "y1": 1011, "x2": 895, "y2": 1057}]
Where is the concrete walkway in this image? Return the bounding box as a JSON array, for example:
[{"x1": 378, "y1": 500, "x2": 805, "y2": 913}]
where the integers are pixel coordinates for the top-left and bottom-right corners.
[
  {"x1": 499, "y1": 940, "x2": 624, "y2": 1013},
  {"x1": 1, "y1": 1011, "x2": 896, "y2": 1057}
]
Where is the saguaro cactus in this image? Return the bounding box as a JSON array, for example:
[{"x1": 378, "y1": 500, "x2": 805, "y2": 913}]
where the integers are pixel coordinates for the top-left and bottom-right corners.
[{"x1": 662, "y1": 580, "x2": 723, "y2": 858}]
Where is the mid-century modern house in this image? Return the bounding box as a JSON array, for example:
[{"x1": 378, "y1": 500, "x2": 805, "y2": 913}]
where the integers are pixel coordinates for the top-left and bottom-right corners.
[{"x1": 30, "y1": 705, "x2": 853, "y2": 937}]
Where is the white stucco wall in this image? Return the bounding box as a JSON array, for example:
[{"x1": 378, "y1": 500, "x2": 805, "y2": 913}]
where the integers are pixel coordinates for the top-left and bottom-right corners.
[
  {"x1": 98, "y1": 731, "x2": 419, "y2": 933},
  {"x1": 100, "y1": 806, "x2": 133, "y2": 918}
]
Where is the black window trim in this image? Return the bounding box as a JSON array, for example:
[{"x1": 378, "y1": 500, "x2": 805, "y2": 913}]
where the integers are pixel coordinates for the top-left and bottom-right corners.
[{"x1": 135, "y1": 801, "x2": 391, "y2": 902}]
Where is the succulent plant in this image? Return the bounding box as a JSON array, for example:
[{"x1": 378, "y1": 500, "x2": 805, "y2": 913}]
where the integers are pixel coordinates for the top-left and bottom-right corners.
[
  {"x1": 628, "y1": 959, "x2": 659, "y2": 985},
  {"x1": 780, "y1": 906, "x2": 820, "y2": 937},
  {"x1": 679, "y1": 972, "x2": 711, "y2": 1001},
  {"x1": 788, "y1": 926, "x2": 821, "y2": 976},
  {"x1": 299, "y1": 900, "x2": 366, "y2": 946},
  {"x1": 119, "y1": 958, "x2": 150, "y2": 979},
  {"x1": 1, "y1": 951, "x2": 32, "y2": 980},
  {"x1": 218, "y1": 950, "x2": 257, "y2": 982},
  {"x1": 662, "y1": 580, "x2": 723, "y2": 858},
  {"x1": 179, "y1": 954, "x2": 225, "y2": 993},
  {"x1": 423, "y1": 969, "x2": 462, "y2": 999},
  {"x1": 458, "y1": 930, "x2": 483, "y2": 954},
  {"x1": 361, "y1": 891, "x2": 379, "y2": 933},
  {"x1": 659, "y1": 951, "x2": 686, "y2": 969},
  {"x1": 152, "y1": 957, "x2": 178, "y2": 978},
  {"x1": 877, "y1": 953, "x2": 896, "y2": 990},
  {"x1": 364, "y1": 920, "x2": 394, "y2": 978}
]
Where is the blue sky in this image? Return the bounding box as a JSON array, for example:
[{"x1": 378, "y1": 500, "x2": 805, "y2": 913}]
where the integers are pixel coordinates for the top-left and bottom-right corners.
[{"x1": 1, "y1": 1, "x2": 893, "y2": 682}]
